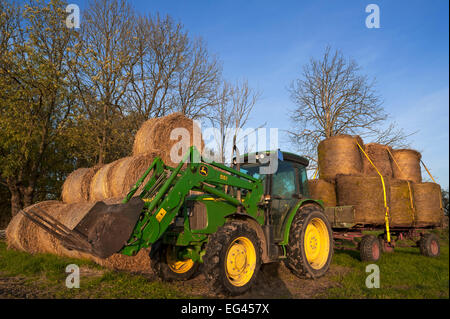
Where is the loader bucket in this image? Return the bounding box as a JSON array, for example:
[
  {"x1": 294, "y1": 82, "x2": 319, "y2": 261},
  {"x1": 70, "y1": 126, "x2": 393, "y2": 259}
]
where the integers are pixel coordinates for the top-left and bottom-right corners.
[
  {"x1": 71, "y1": 197, "x2": 145, "y2": 258},
  {"x1": 21, "y1": 197, "x2": 145, "y2": 259}
]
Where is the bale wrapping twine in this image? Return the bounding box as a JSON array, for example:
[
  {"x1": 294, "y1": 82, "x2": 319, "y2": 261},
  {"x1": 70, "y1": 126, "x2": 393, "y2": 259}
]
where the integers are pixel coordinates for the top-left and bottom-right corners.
[
  {"x1": 389, "y1": 179, "x2": 415, "y2": 227},
  {"x1": 362, "y1": 143, "x2": 393, "y2": 177},
  {"x1": 335, "y1": 174, "x2": 388, "y2": 226},
  {"x1": 318, "y1": 135, "x2": 364, "y2": 181},
  {"x1": 391, "y1": 149, "x2": 422, "y2": 183},
  {"x1": 307, "y1": 179, "x2": 337, "y2": 207},
  {"x1": 412, "y1": 182, "x2": 443, "y2": 227}
]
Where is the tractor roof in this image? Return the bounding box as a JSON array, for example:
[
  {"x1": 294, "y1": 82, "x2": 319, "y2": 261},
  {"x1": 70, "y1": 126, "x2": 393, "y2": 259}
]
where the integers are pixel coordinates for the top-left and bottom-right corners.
[{"x1": 236, "y1": 150, "x2": 309, "y2": 167}]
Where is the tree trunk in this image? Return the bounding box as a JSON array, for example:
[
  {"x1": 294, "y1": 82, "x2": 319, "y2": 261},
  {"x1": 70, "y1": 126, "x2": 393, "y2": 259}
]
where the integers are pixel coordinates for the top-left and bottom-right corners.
[{"x1": 7, "y1": 178, "x2": 23, "y2": 217}]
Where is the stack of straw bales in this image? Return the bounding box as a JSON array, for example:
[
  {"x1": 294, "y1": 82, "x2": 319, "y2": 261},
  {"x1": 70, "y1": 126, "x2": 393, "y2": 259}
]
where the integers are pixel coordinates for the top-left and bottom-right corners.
[
  {"x1": 312, "y1": 135, "x2": 443, "y2": 228},
  {"x1": 6, "y1": 112, "x2": 204, "y2": 273}
]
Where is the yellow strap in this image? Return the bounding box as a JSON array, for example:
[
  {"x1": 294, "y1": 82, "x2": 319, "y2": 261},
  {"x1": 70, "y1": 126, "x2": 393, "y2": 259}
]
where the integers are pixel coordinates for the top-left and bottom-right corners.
[
  {"x1": 313, "y1": 166, "x2": 319, "y2": 180},
  {"x1": 357, "y1": 142, "x2": 391, "y2": 242},
  {"x1": 387, "y1": 147, "x2": 404, "y2": 176},
  {"x1": 406, "y1": 181, "x2": 415, "y2": 224},
  {"x1": 420, "y1": 160, "x2": 436, "y2": 183}
]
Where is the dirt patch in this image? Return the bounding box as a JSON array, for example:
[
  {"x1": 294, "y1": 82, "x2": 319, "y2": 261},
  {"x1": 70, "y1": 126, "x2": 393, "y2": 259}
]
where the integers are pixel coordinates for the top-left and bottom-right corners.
[
  {"x1": 0, "y1": 273, "x2": 54, "y2": 299},
  {"x1": 169, "y1": 263, "x2": 349, "y2": 299}
]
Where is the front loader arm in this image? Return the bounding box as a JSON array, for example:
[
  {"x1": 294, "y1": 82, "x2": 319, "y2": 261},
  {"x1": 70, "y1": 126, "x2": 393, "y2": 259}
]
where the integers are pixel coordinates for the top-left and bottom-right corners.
[{"x1": 120, "y1": 146, "x2": 264, "y2": 256}]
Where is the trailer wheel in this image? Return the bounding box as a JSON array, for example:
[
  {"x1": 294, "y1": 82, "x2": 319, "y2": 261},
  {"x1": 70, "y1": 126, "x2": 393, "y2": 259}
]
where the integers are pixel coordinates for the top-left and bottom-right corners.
[
  {"x1": 285, "y1": 205, "x2": 333, "y2": 278},
  {"x1": 150, "y1": 243, "x2": 199, "y2": 281},
  {"x1": 360, "y1": 235, "x2": 381, "y2": 262},
  {"x1": 419, "y1": 233, "x2": 440, "y2": 257},
  {"x1": 202, "y1": 221, "x2": 262, "y2": 295}
]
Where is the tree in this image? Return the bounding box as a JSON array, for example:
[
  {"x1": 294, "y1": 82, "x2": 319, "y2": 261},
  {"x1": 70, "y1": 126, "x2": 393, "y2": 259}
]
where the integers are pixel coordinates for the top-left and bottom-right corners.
[
  {"x1": 208, "y1": 80, "x2": 260, "y2": 163},
  {"x1": 68, "y1": 0, "x2": 139, "y2": 165},
  {"x1": 442, "y1": 189, "x2": 449, "y2": 216},
  {"x1": 0, "y1": 0, "x2": 77, "y2": 216},
  {"x1": 288, "y1": 46, "x2": 412, "y2": 165}
]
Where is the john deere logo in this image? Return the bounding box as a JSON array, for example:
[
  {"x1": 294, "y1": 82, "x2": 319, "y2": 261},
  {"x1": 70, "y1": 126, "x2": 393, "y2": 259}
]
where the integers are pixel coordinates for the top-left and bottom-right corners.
[{"x1": 199, "y1": 165, "x2": 208, "y2": 176}]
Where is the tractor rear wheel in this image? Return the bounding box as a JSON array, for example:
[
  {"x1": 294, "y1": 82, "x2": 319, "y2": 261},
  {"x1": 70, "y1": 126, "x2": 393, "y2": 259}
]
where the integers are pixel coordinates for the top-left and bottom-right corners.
[
  {"x1": 202, "y1": 221, "x2": 262, "y2": 295},
  {"x1": 285, "y1": 205, "x2": 333, "y2": 278},
  {"x1": 360, "y1": 235, "x2": 382, "y2": 262},
  {"x1": 419, "y1": 233, "x2": 440, "y2": 257},
  {"x1": 150, "y1": 243, "x2": 199, "y2": 281}
]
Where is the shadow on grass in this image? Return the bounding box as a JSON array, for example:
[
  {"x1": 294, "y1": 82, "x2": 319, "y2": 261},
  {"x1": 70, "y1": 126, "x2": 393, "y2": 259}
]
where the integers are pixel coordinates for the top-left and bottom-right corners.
[{"x1": 334, "y1": 248, "x2": 361, "y2": 261}]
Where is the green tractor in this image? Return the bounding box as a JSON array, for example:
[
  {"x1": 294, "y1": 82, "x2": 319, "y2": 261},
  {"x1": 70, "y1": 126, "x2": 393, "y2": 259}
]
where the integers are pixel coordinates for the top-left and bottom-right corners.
[{"x1": 23, "y1": 146, "x2": 333, "y2": 295}]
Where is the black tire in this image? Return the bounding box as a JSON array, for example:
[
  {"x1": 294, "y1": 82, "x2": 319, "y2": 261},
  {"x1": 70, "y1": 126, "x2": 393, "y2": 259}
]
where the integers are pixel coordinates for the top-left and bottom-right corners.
[
  {"x1": 150, "y1": 242, "x2": 199, "y2": 281},
  {"x1": 419, "y1": 233, "x2": 440, "y2": 257},
  {"x1": 202, "y1": 221, "x2": 262, "y2": 296},
  {"x1": 360, "y1": 235, "x2": 381, "y2": 262},
  {"x1": 284, "y1": 205, "x2": 333, "y2": 278}
]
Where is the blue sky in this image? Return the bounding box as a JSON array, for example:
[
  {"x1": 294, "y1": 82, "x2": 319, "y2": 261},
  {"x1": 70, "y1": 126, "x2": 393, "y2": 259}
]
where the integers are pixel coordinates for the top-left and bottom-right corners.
[{"x1": 78, "y1": 0, "x2": 449, "y2": 188}]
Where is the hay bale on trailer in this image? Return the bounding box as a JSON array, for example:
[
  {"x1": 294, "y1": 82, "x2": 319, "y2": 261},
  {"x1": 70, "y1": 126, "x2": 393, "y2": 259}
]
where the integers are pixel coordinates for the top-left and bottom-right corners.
[
  {"x1": 391, "y1": 149, "x2": 422, "y2": 183},
  {"x1": 61, "y1": 166, "x2": 102, "y2": 203},
  {"x1": 335, "y1": 174, "x2": 388, "y2": 226},
  {"x1": 389, "y1": 179, "x2": 415, "y2": 227},
  {"x1": 318, "y1": 135, "x2": 364, "y2": 181},
  {"x1": 362, "y1": 143, "x2": 393, "y2": 177},
  {"x1": 412, "y1": 182, "x2": 443, "y2": 227},
  {"x1": 307, "y1": 179, "x2": 337, "y2": 207},
  {"x1": 132, "y1": 113, "x2": 204, "y2": 164}
]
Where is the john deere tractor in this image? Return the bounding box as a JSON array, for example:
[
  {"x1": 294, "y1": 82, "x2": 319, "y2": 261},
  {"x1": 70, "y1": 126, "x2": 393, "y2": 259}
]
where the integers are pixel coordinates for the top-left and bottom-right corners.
[{"x1": 23, "y1": 146, "x2": 333, "y2": 295}]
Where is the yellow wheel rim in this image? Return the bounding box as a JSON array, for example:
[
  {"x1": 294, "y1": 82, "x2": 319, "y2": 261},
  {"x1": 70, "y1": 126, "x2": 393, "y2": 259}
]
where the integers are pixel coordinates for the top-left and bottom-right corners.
[
  {"x1": 304, "y1": 218, "x2": 330, "y2": 270},
  {"x1": 225, "y1": 237, "x2": 256, "y2": 287},
  {"x1": 166, "y1": 247, "x2": 195, "y2": 274}
]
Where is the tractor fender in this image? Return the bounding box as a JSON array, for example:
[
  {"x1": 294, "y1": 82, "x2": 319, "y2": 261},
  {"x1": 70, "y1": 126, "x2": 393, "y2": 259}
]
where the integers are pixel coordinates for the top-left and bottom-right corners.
[
  {"x1": 226, "y1": 213, "x2": 270, "y2": 263},
  {"x1": 279, "y1": 199, "x2": 324, "y2": 246}
]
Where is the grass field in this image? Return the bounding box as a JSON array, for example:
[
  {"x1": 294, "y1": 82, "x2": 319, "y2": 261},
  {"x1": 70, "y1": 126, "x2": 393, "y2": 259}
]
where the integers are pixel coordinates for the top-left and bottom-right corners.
[{"x1": 0, "y1": 230, "x2": 448, "y2": 299}]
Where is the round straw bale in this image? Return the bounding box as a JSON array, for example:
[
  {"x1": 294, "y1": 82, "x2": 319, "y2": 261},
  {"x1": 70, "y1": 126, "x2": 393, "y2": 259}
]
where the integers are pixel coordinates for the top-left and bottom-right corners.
[
  {"x1": 362, "y1": 143, "x2": 393, "y2": 177},
  {"x1": 308, "y1": 179, "x2": 337, "y2": 207},
  {"x1": 13, "y1": 201, "x2": 64, "y2": 254},
  {"x1": 389, "y1": 179, "x2": 415, "y2": 227},
  {"x1": 109, "y1": 152, "x2": 161, "y2": 198},
  {"x1": 89, "y1": 162, "x2": 119, "y2": 202},
  {"x1": 391, "y1": 149, "x2": 422, "y2": 183},
  {"x1": 132, "y1": 117, "x2": 159, "y2": 156},
  {"x1": 412, "y1": 182, "x2": 443, "y2": 227},
  {"x1": 318, "y1": 135, "x2": 364, "y2": 181},
  {"x1": 62, "y1": 166, "x2": 102, "y2": 203},
  {"x1": 5, "y1": 211, "x2": 25, "y2": 251},
  {"x1": 132, "y1": 113, "x2": 204, "y2": 162},
  {"x1": 335, "y1": 174, "x2": 389, "y2": 226}
]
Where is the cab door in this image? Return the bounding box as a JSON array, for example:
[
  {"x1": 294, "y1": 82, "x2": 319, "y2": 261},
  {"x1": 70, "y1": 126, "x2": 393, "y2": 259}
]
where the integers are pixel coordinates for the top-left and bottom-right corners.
[{"x1": 269, "y1": 160, "x2": 299, "y2": 241}]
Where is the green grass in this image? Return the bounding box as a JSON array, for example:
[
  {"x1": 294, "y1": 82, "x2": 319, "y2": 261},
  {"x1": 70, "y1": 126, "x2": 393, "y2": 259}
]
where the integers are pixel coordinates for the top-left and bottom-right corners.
[
  {"x1": 0, "y1": 241, "x2": 192, "y2": 298},
  {"x1": 324, "y1": 230, "x2": 450, "y2": 299},
  {"x1": 0, "y1": 230, "x2": 448, "y2": 299}
]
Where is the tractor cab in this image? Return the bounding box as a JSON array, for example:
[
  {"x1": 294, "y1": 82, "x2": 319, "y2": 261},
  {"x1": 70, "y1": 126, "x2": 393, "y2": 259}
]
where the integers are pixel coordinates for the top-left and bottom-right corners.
[{"x1": 235, "y1": 150, "x2": 312, "y2": 241}]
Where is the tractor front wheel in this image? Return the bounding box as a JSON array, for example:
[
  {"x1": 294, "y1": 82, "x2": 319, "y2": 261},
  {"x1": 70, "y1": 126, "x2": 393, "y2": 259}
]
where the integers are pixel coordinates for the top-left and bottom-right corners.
[
  {"x1": 202, "y1": 221, "x2": 262, "y2": 295},
  {"x1": 285, "y1": 205, "x2": 333, "y2": 278},
  {"x1": 150, "y1": 243, "x2": 199, "y2": 281}
]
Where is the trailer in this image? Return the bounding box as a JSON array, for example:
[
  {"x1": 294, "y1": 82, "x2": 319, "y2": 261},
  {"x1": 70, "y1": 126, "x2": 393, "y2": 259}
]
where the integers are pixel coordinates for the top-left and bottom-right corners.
[{"x1": 324, "y1": 206, "x2": 442, "y2": 262}]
